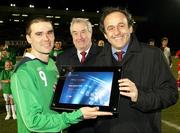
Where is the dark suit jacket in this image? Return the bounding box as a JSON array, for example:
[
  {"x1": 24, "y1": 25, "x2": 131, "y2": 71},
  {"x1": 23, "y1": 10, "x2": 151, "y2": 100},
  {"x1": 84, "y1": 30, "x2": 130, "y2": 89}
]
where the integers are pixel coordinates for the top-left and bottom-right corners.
[
  {"x1": 56, "y1": 44, "x2": 102, "y2": 73},
  {"x1": 93, "y1": 35, "x2": 178, "y2": 133}
]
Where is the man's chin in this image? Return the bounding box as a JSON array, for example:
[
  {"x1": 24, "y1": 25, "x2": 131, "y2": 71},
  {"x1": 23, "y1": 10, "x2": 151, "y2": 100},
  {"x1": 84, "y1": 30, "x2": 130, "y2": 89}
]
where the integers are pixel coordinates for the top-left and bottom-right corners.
[
  {"x1": 40, "y1": 51, "x2": 50, "y2": 55},
  {"x1": 44, "y1": 53, "x2": 50, "y2": 55},
  {"x1": 45, "y1": 52, "x2": 50, "y2": 55}
]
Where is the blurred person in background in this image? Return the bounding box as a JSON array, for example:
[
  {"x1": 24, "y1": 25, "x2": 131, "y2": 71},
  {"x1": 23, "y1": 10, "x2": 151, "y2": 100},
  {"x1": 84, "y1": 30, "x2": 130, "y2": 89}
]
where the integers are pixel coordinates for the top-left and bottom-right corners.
[
  {"x1": 148, "y1": 38, "x2": 155, "y2": 46},
  {"x1": 49, "y1": 40, "x2": 64, "y2": 61},
  {"x1": 0, "y1": 60, "x2": 16, "y2": 120},
  {"x1": 97, "y1": 39, "x2": 105, "y2": 47},
  {"x1": 175, "y1": 50, "x2": 180, "y2": 90},
  {"x1": 160, "y1": 37, "x2": 172, "y2": 67}
]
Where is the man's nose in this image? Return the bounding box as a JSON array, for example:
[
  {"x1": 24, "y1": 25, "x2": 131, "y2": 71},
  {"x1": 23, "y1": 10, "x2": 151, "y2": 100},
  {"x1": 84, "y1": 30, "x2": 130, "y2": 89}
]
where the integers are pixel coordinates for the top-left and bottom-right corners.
[
  {"x1": 114, "y1": 26, "x2": 121, "y2": 35},
  {"x1": 43, "y1": 34, "x2": 50, "y2": 40}
]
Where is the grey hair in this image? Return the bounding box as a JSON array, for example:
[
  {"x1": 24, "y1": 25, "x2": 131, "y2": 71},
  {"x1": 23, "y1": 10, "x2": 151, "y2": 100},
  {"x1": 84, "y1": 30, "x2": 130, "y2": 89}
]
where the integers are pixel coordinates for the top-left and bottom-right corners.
[{"x1": 70, "y1": 18, "x2": 93, "y2": 35}]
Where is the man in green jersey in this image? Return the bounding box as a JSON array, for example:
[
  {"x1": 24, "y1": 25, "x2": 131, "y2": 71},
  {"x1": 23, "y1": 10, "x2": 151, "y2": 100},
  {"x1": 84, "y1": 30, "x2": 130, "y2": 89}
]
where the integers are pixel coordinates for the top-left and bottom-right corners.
[{"x1": 11, "y1": 17, "x2": 112, "y2": 133}]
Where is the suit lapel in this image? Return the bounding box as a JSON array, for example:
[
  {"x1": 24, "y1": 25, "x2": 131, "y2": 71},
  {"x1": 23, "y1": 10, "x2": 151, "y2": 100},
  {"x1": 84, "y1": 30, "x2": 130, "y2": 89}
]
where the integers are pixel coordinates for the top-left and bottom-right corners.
[
  {"x1": 99, "y1": 44, "x2": 114, "y2": 66},
  {"x1": 70, "y1": 47, "x2": 81, "y2": 65}
]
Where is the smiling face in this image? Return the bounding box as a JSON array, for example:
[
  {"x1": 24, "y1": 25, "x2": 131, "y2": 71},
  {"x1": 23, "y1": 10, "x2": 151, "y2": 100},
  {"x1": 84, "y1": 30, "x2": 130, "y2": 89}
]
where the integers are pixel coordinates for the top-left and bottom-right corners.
[
  {"x1": 26, "y1": 21, "x2": 55, "y2": 58},
  {"x1": 103, "y1": 11, "x2": 133, "y2": 50},
  {"x1": 71, "y1": 21, "x2": 92, "y2": 51}
]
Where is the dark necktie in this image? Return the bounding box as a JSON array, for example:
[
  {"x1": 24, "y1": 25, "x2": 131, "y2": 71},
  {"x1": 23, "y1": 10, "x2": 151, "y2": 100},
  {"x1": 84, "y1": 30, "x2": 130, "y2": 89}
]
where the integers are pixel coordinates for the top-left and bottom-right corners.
[
  {"x1": 115, "y1": 51, "x2": 123, "y2": 62},
  {"x1": 80, "y1": 51, "x2": 86, "y2": 63}
]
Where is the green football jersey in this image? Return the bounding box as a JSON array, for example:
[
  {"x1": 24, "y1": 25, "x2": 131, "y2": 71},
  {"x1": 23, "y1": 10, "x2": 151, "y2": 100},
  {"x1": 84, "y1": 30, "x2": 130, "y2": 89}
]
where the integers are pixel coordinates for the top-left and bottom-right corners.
[
  {"x1": 11, "y1": 53, "x2": 82, "y2": 133},
  {"x1": 0, "y1": 70, "x2": 12, "y2": 94}
]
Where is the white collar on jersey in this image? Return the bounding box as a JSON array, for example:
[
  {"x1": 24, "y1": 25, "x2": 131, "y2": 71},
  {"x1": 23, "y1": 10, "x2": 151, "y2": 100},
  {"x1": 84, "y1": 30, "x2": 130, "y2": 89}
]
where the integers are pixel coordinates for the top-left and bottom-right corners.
[{"x1": 24, "y1": 53, "x2": 36, "y2": 59}]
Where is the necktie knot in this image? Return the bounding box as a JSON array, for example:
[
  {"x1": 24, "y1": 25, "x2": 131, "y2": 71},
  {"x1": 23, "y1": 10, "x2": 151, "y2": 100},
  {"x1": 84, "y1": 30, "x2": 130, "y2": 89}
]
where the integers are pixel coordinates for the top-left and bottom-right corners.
[
  {"x1": 80, "y1": 51, "x2": 86, "y2": 63},
  {"x1": 115, "y1": 51, "x2": 123, "y2": 61}
]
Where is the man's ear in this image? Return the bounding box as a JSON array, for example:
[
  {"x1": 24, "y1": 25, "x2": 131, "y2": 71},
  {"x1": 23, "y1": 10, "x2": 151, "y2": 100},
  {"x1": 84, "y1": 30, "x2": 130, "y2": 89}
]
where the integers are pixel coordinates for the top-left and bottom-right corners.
[
  {"x1": 130, "y1": 26, "x2": 133, "y2": 33},
  {"x1": 26, "y1": 34, "x2": 32, "y2": 44},
  {"x1": 104, "y1": 33, "x2": 108, "y2": 40}
]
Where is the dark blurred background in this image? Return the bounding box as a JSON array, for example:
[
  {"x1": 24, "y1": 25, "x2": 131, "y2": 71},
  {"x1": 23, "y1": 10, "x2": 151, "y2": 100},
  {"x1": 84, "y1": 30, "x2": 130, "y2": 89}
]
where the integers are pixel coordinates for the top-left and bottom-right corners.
[{"x1": 0, "y1": 0, "x2": 180, "y2": 51}]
